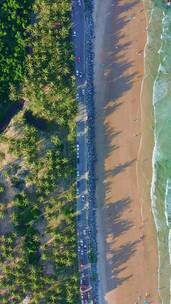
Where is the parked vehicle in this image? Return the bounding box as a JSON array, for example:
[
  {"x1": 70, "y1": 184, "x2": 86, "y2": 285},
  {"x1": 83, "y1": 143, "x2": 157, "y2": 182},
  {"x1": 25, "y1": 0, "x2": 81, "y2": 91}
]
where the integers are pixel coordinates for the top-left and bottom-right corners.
[
  {"x1": 76, "y1": 56, "x2": 81, "y2": 62},
  {"x1": 82, "y1": 195, "x2": 85, "y2": 201}
]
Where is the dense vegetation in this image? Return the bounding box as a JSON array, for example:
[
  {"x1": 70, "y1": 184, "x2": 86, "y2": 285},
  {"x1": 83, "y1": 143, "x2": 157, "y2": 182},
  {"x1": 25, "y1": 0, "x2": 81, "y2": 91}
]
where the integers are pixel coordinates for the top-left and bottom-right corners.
[
  {"x1": 0, "y1": 0, "x2": 34, "y2": 119},
  {"x1": 0, "y1": 0, "x2": 79, "y2": 303}
]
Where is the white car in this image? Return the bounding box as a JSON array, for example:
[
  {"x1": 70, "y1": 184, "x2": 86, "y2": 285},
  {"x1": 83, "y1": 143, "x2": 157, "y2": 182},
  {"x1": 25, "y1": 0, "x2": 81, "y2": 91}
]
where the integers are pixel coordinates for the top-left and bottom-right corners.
[
  {"x1": 77, "y1": 170, "x2": 79, "y2": 177},
  {"x1": 82, "y1": 88, "x2": 85, "y2": 95},
  {"x1": 81, "y1": 195, "x2": 85, "y2": 201},
  {"x1": 73, "y1": 30, "x2": 76, "y2": 36},
  {"x1": 78, "y1": 0, "x2": 81, "y2": 6},
  {"x1": 76, "y1": 70, "x2": 79, "y2": 76},
  {"x1": 76, "y1": 143, "x2": 79, "y2": 155}
]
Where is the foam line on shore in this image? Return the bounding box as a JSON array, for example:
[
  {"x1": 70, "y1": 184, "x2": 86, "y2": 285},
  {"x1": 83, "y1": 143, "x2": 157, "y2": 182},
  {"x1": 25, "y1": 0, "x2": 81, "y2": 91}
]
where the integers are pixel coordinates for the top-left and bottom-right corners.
[
  {"x1": 142, "y1": 1, "x2": 164, "y2": 302},
  {"x1": 151, "y1": 3, "x2": 171, "y2": 302}
]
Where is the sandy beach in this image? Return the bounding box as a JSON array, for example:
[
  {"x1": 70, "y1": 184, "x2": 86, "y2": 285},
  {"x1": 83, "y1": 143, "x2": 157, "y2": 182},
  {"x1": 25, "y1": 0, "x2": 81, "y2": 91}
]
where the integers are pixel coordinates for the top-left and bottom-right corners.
[{"x1": 94, "y1": 0, "x2": 159, "y2": 303}]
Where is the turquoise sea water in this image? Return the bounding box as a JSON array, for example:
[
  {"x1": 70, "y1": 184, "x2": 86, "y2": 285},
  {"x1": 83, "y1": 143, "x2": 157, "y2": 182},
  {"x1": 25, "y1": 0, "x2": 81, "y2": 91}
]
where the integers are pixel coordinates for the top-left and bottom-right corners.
[{"x1": 145, "y1": 0, "x2": 171, "y2": 302}]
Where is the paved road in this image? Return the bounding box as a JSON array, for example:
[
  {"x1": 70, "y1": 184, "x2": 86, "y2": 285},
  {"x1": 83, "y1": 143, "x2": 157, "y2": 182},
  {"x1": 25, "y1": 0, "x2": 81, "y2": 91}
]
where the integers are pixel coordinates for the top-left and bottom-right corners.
[{"x1": 72, "y1": 0, "x2": 95, "y2": 303}]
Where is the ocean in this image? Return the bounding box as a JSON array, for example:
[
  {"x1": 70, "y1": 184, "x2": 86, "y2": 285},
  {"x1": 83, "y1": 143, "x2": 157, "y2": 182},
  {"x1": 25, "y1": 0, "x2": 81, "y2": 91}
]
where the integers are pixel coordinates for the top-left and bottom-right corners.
[{"x1": 144, "y1": 0, "x2": 171, "y2": 302}]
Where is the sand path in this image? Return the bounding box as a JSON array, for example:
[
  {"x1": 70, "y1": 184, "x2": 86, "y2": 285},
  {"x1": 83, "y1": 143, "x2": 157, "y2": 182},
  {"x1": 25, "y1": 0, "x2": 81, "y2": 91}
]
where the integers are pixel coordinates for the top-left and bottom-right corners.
[{"x1": 94, "y1": 0, "x2": 159, "y2": 303}]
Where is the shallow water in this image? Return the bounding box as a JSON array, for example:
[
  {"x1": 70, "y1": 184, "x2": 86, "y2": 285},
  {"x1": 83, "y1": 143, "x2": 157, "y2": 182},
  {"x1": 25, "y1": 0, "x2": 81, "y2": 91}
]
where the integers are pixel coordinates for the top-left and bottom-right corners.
[{"x1": 145, "y1": 0, "x2": 171, "y2": 302}]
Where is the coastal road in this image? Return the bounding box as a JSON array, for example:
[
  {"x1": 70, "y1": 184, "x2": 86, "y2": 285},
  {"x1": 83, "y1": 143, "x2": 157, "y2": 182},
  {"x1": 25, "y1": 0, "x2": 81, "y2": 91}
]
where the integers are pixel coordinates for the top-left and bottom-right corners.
[{"x1": 72, "y1": 0, "x2": 94, "y2": 303}]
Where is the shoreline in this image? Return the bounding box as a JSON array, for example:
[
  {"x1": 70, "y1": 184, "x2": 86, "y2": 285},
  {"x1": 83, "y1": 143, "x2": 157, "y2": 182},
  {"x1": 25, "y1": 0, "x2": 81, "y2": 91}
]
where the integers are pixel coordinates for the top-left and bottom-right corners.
[
  {"x1": 137, "y1": 0, "x2": 160, "y2": 300},
  {"x1": 94, "y1": 0, "x2": 159, "y2": 303},
  {"x1": 147, "y1": 2, "x2": 171, "y2": 302}
]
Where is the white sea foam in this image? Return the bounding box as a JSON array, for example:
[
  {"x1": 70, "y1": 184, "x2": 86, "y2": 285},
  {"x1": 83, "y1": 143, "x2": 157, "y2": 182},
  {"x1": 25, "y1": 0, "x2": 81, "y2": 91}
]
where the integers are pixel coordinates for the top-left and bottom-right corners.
[
  {"x1": 153, "y1": 77, "x2": 169, "y2": 103},
  {"x1": 169, "y1": 230, "x2": 171, "y2": 304},
  {"x1": 158, "y1": 62, "x2": 171, "y2": 74},
  {"x1": 151, "y1": 132, "x2": 164, "y2": 304},
  {"x1": 161, "y1": 32, "x2": 171, "y2": 41},
  {"x1": 164, "y1": 179, "x2": 171, "y2": 228},
  {"x1": 164, "y1": 181, "x2": 171, "y2": 284},
  {"x1": 151, "y1": 136, "x2": 164, "y2": 231},
  {"x1": 169, "y1": 229, "x2": 171, "y2": 265}
]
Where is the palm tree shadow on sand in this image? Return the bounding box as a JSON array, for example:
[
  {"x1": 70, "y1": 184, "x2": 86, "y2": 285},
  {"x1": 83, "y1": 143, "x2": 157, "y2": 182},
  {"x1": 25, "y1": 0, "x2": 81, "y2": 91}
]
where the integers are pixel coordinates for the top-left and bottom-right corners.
[
  {"x1": 94, "y1": 0, "x2": 142, "y2": 302},
  {"x1": 98, "y1": 197, "x2": 142, "y2": 303}
]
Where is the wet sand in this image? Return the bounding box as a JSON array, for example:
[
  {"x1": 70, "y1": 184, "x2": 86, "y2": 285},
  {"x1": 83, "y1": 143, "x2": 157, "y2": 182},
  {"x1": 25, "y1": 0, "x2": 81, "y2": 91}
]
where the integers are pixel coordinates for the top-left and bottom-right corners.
[{"x1": 94, "y1": 0, "x2": 159, "y2": 303}]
